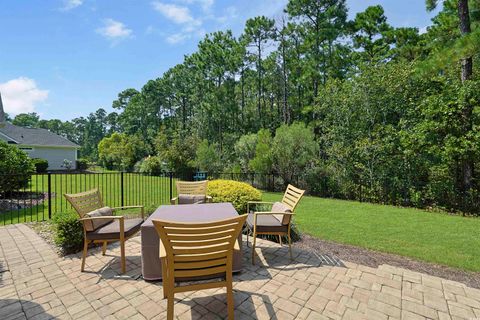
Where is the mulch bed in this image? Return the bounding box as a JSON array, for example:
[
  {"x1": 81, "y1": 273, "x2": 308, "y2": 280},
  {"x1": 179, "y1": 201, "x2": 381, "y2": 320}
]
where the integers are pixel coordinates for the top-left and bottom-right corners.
[{"x1": 295, "y1": 234, "x2": 480, "y2": 289}]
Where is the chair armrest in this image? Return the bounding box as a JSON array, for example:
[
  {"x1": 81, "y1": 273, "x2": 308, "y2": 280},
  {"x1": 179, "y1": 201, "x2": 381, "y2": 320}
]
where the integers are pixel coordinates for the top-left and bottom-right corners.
[
  {"x1": 111, "y1": 205, "x2": 145, "y2": 219},
  {"x1": 170, "y1": 197, "x2": 178, "y2": 205},
  {"x1": 234, "y1": 239, "x2": 240, "y2": 251},
  {"x1": 78, "y1": 215, "x2": 124, "y2": 221},
  {"x1": 253, "y1": 211, "x2": 295, "y2": 216},
  {"x1": 111, "y1": 205, "x2": 143, "y2": 210},
  {"x1": 159, "y1": 240, "x2": 166, "y2": 258}
]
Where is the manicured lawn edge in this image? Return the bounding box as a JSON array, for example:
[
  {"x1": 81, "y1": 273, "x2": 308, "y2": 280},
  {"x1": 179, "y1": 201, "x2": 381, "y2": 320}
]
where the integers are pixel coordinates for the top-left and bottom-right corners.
[{"x1": 262, "y1": 192, "x2": 480, "y2": 272}]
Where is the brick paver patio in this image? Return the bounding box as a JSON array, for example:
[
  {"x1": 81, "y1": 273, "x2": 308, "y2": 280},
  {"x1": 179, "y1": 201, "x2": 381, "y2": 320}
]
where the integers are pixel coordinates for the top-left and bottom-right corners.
[{"x1": 1, "y1": 224, "x2": 480, "y2": 319}]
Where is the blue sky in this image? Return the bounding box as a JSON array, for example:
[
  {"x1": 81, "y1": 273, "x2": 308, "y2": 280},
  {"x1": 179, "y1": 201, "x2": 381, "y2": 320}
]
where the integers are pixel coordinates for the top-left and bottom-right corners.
[{"x1": 0, "y1": 0, "x2": 440, "y2": 121}]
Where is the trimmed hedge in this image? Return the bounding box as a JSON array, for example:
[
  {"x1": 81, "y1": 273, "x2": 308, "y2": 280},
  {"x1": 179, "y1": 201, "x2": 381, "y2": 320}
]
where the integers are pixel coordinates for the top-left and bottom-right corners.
[
  {"x1": 207, "y1": 179, "x2": 261, "y2": 213},
  {"x1": 53, "y1": 211, "x2": 83, "y2": 254},
  {"x1": 32, "y1": 158, "x2": 49, "y2": 173}
]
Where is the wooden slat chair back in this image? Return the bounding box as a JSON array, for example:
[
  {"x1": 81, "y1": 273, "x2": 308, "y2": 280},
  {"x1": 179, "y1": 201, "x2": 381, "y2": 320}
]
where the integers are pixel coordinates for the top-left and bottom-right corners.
[
  {"x1": 281, "y1": 184, "x2": 305, "y2": 212},
  {"x1": 176, "y1": 180, "x2": 207, "y2": 195},
  {"x1": 152, "y1": 214, "x2": 247, "y2": 320},
  {"x1": 171, "y1": 180, "x2": 212, "y2": 204},
  {"x1": 64, "y1": 188, "x2": 103, "y2": 218}
]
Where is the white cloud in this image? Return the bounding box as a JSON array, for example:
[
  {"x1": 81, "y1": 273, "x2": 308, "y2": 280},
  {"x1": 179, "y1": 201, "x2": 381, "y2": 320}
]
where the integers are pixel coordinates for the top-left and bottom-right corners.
[
  {"x1": 61, "y1": 0, "x2": 83, "y2": 11},
  {"x1": 96, "y1": 19, "x2": 133, "y2": 43},
  {"x1": 177, "y1": 0, "x2": 214, "y2": 13},
  {"x1": 152, "y1": 1, "x2": 204, "y2": 45},
  {"x1": 0, "y1": 77, "x2": 49, "y2": 115},
  {"x1": 166, "y1": 33, "x2": 190, "y2": 44},
  {"x1": 152, "y1": 2, "x2": 197, "y2": 24}
]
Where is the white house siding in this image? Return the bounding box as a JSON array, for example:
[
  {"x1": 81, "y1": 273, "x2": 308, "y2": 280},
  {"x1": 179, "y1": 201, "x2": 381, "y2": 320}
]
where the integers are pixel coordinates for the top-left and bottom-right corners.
[{"x1": 26, "y1": 146, "x2": 77, "y2": 170}]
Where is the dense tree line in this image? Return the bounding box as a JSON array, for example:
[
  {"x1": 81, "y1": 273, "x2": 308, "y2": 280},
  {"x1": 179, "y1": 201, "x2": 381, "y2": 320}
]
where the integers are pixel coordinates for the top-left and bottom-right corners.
[{"x1": 10, "y1": 0, "x2": 480, "y2": 213}]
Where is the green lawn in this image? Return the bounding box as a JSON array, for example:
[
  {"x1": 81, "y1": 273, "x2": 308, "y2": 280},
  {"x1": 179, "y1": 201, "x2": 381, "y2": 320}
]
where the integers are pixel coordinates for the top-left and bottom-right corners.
[
  {"x1": 1, "y1": 173, "x2": 176, "y2": 225},
  {"x1": 263, "y1": 192, "x2": 480, "y2": 272}
]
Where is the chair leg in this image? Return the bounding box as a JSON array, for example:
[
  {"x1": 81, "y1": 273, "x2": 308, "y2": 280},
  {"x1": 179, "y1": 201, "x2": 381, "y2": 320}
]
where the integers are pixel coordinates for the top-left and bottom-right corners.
[
  {"x1": 278, "y1": 235, "x2": 282, "y2": 246},
  {"x1": 161, "y1": 259, "x2": 168, "y2": 299},
  {"x1": 252, "y1": 232, "x2": 257, "y2": 265},
  {"x1": 102, "y1": 241, "x2": 107, "y2": 255},
  {"x1": 167, "y1": 278, "x2": 175, "y2": 320},
  {"x1": 81, "y1": 239, "x2": 88, "y2": 272},
  {"x1": 120, "y1": 240, "x2": 126, "y2": 274},
  {"x1": 288, "y1": 234, "x2": 293, "y2": 261},
  {"x1": 226, "y1": 273, "x2": 234, "y2": 320}
]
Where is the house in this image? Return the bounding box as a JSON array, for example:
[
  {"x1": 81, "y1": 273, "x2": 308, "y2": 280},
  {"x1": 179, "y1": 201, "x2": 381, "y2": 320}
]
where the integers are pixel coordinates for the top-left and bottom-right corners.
[{"x1": 0, "y1": 93, "x2": 80, "y2": 170}]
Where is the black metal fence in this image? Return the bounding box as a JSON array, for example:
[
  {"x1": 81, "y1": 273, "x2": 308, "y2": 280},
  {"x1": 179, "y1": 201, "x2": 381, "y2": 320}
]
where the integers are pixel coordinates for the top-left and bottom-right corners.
[{"x1": 0, "y1": 171, "x2": 281, "y2": 226}]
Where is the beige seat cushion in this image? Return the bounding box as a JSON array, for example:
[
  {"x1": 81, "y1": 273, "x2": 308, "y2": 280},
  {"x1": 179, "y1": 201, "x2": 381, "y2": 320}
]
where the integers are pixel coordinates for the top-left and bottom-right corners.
[
  {"x1": 271, "y1": 202, "x2": 292, "y2": 225},
  {"x1": 246, "y1": 213, "x2": 288, "y2": 233},
  {"x1": 86, "y1": 218, "x2": 143, "y2": 240},
  {"x1": 84, "y1": 207, "x2": 114, "y2": 231},
  {"x1": 178, "y1": 194, "x2": 207, "y2": 205}
]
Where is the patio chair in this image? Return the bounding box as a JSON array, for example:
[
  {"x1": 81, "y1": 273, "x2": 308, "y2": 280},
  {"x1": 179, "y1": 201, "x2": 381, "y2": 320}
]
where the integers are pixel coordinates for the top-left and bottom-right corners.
[
  {"x1": 246, "y1": 184, "x2": 305, "y2": 264},
  {"x1": 64, "y1": 189, "x2": 144, "y2": 274},
  {"x1": 170, "y1": 180, "x2": 213, "y2": 205},
  {"x1": 152, "y1": 214, "x2": 247, "y2": 320}
]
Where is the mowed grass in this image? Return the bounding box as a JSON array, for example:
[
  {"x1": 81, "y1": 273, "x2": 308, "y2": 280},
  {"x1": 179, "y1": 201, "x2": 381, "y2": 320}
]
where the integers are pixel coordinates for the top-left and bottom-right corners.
[
  {"x1": 263, "y1": 192, "x2": 480, "y2": 272},
  {"x1": 1, "y1": 173, "x2": 176, "y2": 225}
]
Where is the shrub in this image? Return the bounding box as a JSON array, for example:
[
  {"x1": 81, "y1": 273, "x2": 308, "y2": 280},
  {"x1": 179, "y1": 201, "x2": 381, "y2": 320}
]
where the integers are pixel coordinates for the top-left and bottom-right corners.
[
  {"x1": 139, "y1": 156, "x2": 165, "y2": 175},
  {"x1": 76, "y1": 158, "x2": 89, "y2": 171},
  {"x1": 207, "y1": 179, "x2": 261, "y2": 213},
  {"x1": 32, "y1": 158, "x2": 49, "y2": 173},
  {"x1": 53, "y1": 211, "x2": 83, "y2": 254},
  {"x1": 62, "y1": 159, "x2": 73, "y2": 170},
  {"x1": 271, "y1": 122, "x2": 318, "y2": 186},
  {"x1": 0, "y1": 141, "x2": 35, "y2": 194}
]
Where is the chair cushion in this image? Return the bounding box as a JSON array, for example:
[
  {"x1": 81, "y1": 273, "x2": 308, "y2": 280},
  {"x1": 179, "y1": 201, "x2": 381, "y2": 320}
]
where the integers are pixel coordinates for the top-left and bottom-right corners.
[
  {"x1": 84, "y1": 207, "x2": 114, "y2": 231},
  {"x1": 271, "y1": 202, "x2": 292, "y2": 225},
  {"x1": 86, "y1": 218, "x2": 143, "y2": 240},
  {"x1": 178, "y1": 194, "x2": 207, "y2": 205},
  {"x1": 246, "y1": 213, "x2": 288, "y2": 233}
]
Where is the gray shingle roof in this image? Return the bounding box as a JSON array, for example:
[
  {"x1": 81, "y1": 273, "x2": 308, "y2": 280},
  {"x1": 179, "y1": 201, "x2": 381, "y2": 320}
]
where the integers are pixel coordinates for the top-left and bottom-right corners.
[{"x1": 0, "y1": 122, "x2": 79, "y2": 148}]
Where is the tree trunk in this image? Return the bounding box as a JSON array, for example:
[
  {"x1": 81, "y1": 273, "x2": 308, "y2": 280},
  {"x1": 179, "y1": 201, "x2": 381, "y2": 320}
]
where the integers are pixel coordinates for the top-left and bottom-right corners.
[
  {"x1": 241, "y1": 68, "x2": 245, "y2": 125},
  {"x1": 258, "y1": 41, "x2": 263, "y2": 128},
  {"x1": 458, "y1": 0, "x2": 472, "y2": 83},
  {"x1": 457, "y1": 0, "x2": 474, "y2": 192}
]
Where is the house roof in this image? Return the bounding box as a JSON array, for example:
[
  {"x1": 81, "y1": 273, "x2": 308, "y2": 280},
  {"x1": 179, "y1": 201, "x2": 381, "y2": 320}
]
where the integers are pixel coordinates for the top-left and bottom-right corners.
[{"x1": 0, "y1": 122, "x2": 80, "y2": 148}]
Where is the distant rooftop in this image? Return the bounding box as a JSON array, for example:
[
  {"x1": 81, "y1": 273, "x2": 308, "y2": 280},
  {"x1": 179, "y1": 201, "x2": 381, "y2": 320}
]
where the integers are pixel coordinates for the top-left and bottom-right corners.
[{"x1": 0, "y1": 92, "x2": 79, "y2": 148}]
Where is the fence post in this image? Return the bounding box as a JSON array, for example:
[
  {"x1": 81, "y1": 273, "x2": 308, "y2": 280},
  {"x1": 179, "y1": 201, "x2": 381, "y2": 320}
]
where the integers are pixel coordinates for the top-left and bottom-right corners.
[
  {"x1": 169, "y1": 172, "x2": 173, "y2": 201},
  {"x1": 121, "y1": 172, "x2": 124, "y2": 207},
  {"x1": 47, "y1": 173, "x2": 52, "y2": 219}
]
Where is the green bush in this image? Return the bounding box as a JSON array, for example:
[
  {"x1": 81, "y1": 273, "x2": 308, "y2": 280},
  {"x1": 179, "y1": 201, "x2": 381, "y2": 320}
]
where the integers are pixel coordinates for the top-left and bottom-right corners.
[
  {"x1": 207, "y1": 179, "x2": 261, "y2": 213},
  {"x1": 76, "y1": 158, "x2": 89, "y2": 171},
  {"x1": 32, "y1": 158, "x2": 49, "y2": 173},
  {"x1": 139, "y1": 156, "x2": 165, "y2": 175},
  {"x1": 0, "y1": 141, "x2": 35, "y2": 194},
  {"x1": 53, "y1": 211, "x2": 83, "y2": 254}
]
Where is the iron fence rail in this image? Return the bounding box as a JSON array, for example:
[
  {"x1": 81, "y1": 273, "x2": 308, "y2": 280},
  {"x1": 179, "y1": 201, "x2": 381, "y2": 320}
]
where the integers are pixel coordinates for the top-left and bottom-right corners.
[{"x1": 0, "y1": 171, "x2": 280, "y2": 225}]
